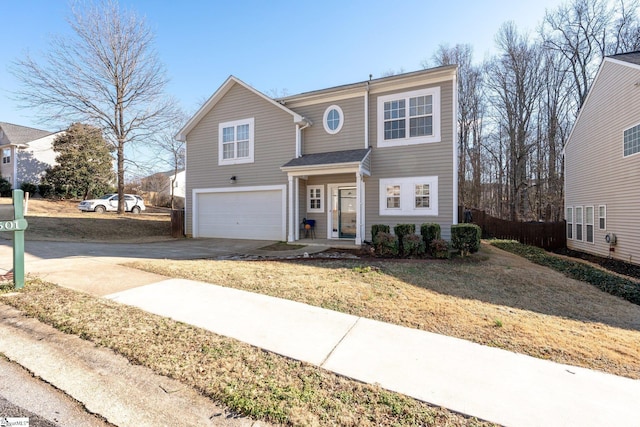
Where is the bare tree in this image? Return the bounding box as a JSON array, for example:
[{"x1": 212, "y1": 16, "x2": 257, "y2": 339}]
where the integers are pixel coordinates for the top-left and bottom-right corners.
[
  {"x1": 428, "y1": 44, "x2": 485, "y2": 210},
  {"x1": 486, "y1": 23, "x2": 544, "y2": 221},
  {"x1": 11, "y1": 0, "x2": 172, "y2": 213}
]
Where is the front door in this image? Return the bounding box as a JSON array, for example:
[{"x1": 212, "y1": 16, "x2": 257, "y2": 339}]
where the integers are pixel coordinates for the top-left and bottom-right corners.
[{"x1": 338, "y1": 188, "x2": 356, "y2": 238}]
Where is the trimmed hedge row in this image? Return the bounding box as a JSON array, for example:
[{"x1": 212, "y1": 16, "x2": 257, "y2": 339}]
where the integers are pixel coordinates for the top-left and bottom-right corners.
[
  {"x1": 490, "y1": 240, "x2": 640, "y2": 306},
  {"x1": 371, "y1": 223, "x2": 481, "y2": 259}
]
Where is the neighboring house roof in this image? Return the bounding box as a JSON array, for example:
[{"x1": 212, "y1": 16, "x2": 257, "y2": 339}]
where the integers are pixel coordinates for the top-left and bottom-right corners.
[
  {"x1": 608, "y1": 50, "x2": 640, "y2": 66},
  {"x1": 175, "y1": 76, "x2": 309, "y2": 141},
  {"x1": 0, "y1": 122, "x2": 54, "y2": 146}
]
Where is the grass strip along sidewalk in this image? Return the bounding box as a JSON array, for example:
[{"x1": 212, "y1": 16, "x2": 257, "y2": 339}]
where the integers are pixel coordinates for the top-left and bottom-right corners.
[
  {"x1": 489, "y1": 240, "x2": 640, "y2": 306},
  {"x1": 0, "y1": 280, "x2": 490, "y2": 427}
]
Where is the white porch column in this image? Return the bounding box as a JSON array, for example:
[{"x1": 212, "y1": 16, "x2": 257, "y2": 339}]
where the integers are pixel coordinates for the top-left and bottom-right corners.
[
  {"x1": 288, "y1": 175, "x2": 294, "y2": 242},
  {"x1": 355, "y1": 172, "x2": 363, "y2": 245},
  {"x1": 294, "y1": 177, "x2": 300, "y2": 240}
]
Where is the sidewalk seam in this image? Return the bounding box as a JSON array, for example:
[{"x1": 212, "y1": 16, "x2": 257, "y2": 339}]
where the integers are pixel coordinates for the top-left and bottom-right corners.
[{"x1": 320, "y1": 317, "x2": 361, "y2": 368}]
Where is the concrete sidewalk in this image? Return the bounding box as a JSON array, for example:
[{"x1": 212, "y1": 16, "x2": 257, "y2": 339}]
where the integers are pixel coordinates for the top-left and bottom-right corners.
[{"x1": 106, "y1": 278, "x2": 640, "y2": 427}]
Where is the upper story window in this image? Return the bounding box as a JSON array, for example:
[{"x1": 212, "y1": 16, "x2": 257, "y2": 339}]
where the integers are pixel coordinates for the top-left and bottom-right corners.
[
  {"x1": 2, "y1": 148, "x2": 10, "y2": 164},
  {"x1": 218, "y1": 118, "x2": 254, "y2": 166},
  {"x1": 624, "y1": 123, "x2": 640, "y2": 157},
  {"x1": 377, "y1": 87, "x2": 440, "y2": 148},
  {"x1": 323, "y1": 105, "x2": 344, "y2": 134}
]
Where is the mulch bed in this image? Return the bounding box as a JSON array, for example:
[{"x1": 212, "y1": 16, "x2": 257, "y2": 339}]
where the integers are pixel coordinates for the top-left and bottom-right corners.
[{"x1": 554, "y1": 248, "x2": 640, "y2": 280}]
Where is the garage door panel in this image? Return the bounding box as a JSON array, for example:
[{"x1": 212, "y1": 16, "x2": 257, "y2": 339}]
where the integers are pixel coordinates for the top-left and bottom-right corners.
[{"x1": 196, "y1": 189, "x2": 284, "y2": 240}]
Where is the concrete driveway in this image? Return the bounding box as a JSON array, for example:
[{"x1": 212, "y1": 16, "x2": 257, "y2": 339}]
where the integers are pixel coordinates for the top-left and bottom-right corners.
[{"x1": 0, "y1": 238, "x2": 310, "y2": 296}]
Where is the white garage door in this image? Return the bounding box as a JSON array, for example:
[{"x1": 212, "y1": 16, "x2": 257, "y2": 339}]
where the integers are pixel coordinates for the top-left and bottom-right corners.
[{"x1": 195, "y1": 188, "x2": 285, "y2": 240}]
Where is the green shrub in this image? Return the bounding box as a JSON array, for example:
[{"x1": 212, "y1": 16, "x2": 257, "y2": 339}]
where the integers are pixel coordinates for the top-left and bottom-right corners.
[
  {"x1": 371, "y1": 224, "x2": 390, "y2": 244},
  {"x1": 421, "y1": 223, "x2": 441, "y2": 251},
  {"x1": 451, "y1": 224, "x2": 481, "y2": 256},
  {"x1": 430, "y1": 239, "x2": 450, "y2": 259},
  {"x1": 394, "y1": 224, "x2": 415, "y2": 254},
  {"x1": 0, "y1": 177, "x2": 11, "y2": 197},
  {"x1": 20, "y1": 182, "x2": 38, "y2": 196},
  {"x1": 490, "y1": 240, "x2": 640, "y2": 306},
  {"x1": 374, "y1": 232, "x2": 399, "y2": 258},
  {"x1": 402, "y1": 233, "x2": 425, "y2": 257},
  {"x1": 38, "y1": 183, "x2": 53, "y2": 198}
]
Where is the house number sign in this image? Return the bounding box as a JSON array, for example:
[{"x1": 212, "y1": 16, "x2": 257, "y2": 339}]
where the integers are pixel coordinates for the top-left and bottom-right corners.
[{"x1": 0, "y1": 190, "x2": 27, "y2": 289}]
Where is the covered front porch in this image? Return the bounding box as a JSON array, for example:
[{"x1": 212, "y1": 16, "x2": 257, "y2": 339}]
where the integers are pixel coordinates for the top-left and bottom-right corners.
[{"x1": 281, "y1": 148, "x2": 372, "y2": 246}]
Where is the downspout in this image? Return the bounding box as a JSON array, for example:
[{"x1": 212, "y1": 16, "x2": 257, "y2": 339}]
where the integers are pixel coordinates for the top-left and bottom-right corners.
[
  {"x1": 296, "y1": 120, "x2": 311, "y2": 158},
  {"x1": 364, "y1": 81, "x2": 370, "y2": 148}
]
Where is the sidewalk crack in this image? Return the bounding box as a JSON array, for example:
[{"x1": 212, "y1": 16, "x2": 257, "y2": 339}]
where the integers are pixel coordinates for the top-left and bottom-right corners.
[{"x1": 320, "y1": 317, "x2": 360, "y2": 368}]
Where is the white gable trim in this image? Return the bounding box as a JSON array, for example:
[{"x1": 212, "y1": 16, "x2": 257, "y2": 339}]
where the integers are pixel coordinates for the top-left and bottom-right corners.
[{"x1": 176, "y1": 76, "x2": 307, "y2": 141}]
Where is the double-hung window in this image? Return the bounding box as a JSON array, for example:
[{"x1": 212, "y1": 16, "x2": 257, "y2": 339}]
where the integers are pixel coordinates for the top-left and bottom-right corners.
[
  {"x1": 566, "y1": 207, "x2": 573, "y2": 239},
  {"x1": 598, "y1": 205, "x2": 606, "y2": 230},
  {"x1": 379, "y1": 176, "x2": 438, "y2": 216},
  {"x1": 218, "y1": 118, "x2": 254, "y2": 165},
  {"x1": 307, "y1": 185, "x2": 324, "y2": 213},
  {"x1": 2, "y1": 148, "x2": 10, "y2": 164},
  {"x1": 624, "y1": 123, "x2": 640, "y2": 157},
  {"x1": 585, "y1": 206, "x2": 594, "y2": 243},
  {"x1": 377, "y1": 87, "x2": 440, "y2": 147},
  {"x1": 575, "y1": 206, "x2": 583, "y2": 241}
]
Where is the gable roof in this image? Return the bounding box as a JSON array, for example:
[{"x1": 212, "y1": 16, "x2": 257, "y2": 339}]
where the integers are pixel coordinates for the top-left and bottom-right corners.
[
  {"x1": 175, "y1": 76, "x2": 307, "y2": 142},
  {"x1": 565, "y1": 51, "x2": 640, "y2": 152},
  {"x1": 0, "y1": 122, "x2": 53, "y2": 146}
]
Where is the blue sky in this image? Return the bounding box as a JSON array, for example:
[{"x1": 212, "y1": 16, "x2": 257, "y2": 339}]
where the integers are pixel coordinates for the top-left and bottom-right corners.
[{"x1": 0, "y1": 0, "x2": 564, "y2": 132}]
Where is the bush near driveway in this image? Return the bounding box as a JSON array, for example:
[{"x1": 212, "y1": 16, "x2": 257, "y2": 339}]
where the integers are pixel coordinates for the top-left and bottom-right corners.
[{"x1": 490, "y1": 240, "x2": 640, "y2": 306}]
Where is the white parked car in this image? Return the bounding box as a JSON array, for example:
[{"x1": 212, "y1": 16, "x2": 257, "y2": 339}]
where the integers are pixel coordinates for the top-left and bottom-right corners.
[{"x1": 78, "y1": 194, "x2": 146, "y2": 214}]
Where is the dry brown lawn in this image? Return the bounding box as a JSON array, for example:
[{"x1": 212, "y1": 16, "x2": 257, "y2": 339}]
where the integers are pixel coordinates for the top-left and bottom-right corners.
[
  {"x1": 127, "y1": 245, "x2": 640, "y2": 380},
  {"x1": 0, "y1": 198, "x2": 171, "y2": 242}
]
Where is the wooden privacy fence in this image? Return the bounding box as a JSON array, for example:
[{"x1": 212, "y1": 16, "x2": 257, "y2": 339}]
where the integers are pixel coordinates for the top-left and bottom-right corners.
[
  {"x1": 462, "y1": 208, "x2": 566, "y2": 250},
  {"x1": 171, "y1": 209, "x2": 185, "y2": 238}
]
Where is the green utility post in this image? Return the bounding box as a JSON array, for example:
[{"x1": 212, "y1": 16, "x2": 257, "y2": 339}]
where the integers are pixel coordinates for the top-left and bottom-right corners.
[{"x1": 0, "y1": 190, "x2": 28, "y2": 289}]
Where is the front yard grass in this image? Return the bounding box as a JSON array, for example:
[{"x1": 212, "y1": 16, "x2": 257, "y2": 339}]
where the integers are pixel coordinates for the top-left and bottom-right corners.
[
  {"x1": 0, "y1": 280, "x2": 490, "y2": 427},
  {"x1": 126, "y1": 244, "x2": 640, "y2": 380}
]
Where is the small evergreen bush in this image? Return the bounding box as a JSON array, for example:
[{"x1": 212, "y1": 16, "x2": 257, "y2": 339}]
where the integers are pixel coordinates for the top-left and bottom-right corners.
[
  {"x1": 0, "y1": 177, "x2": 11, "y2": 197},
  {"x1": 38, "y1": 183, "x2": 53, "y2": 198},
  {"x1": 451, "y1": 224, "x2": 481, "y2": 256},
  {"x1": 394, "y1": 224, "x2": 415, "y2": 254},
  {"x1": 402, "y1": 233, "x2": 426, "y2": 257},
  {"x1": 371, "y1": 224, "x2": 390, "y2": 244},
  {"x1": 20, "y1": 182, "x2": 37, "y2": 196},
  {"x1": 430, "y1": 239, "x2": 450, "y2": 259},
  {"x1": 374, "y1": 232, "x2": 399, "y2": 258},
  {"x1": 421, "y1": 223, "x2": 441, "y2": 252}
]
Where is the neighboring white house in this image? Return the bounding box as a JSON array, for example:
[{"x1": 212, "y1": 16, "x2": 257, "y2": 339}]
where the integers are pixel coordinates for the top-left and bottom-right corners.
[
  {"x1": 170, "y1": 169, "x2": 186, "y2": 199},
  {"x1": 0, "y1": 122, "x2": 62, "y2": 189},
  {"x1": 564, "y1": 51, "x2": 640, "y2": 265}
]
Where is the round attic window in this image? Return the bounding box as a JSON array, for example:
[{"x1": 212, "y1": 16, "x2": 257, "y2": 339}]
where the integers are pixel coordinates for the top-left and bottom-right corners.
[{"x1": 323, "y1": 105, "x2": 344, "y2": 134}]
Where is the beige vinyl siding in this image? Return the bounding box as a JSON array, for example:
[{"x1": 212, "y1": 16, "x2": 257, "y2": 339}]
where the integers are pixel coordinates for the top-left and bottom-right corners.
[
  {"x1": 185, "y1": 83, "x2": 296, "y2": 235},
  {"x1": 565, "y1": 60, "x2": 640, "y2": 264},
  {"x1": 288, "y1": 96, "x2": 365, "y2": 154},
  {"x1": 364, "y1": 80, "x2": 455, "y2": 240}
]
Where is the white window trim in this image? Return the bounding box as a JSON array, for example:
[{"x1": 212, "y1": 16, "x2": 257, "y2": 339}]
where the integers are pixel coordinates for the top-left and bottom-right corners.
[
  {"x1": 598, "y1": 205, "x2": 606, "y2": 230},
  {"x1": 566, "y1": 207, "x2": 573, "y2": 240},
  {"x1": 623, "y1": 122, "x2": 640, "y2": 158},
  {"x1": 379, "y1": 176, "x2": 438, "y2": 216},
  {"x1": 377, "y1": 87, "x2": 441, "y2": 148},
  {"x1": 307, "y1": 185, "x2": 324, "y2": 213},
  {"x1": 323, "y1": 105, "x2": 344, "y2": 135},
  {"x1": 585, "y1": 205, "x2": 594, "y2": 244},
  {"x1": 218, "y1": 117, "x2": 255, "y2": 166},
  {"x1": 575, "y1": 206, "x2": 583, "y2": 242}
]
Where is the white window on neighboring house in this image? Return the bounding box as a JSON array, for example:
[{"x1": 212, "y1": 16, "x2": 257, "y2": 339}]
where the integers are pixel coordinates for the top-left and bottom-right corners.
[
  {"x1": 575, "y1": 206, "x2": 583, "y2": 241},
  {"x1": 379, "y1": 176, "x2": 438, "y2": 216},
  {"x1": 566, "y1": 207, "x2": 573, "y2": 239},
  {"x1": 218, "y1": 118, "x2": 254, "y2": 165},
  {"x1": 585, "y1": 206, "x2": 594, "y2": 243},
  {"x1": 598, "y1": 205, "x2": 606, "y2": 230},
  {"x1": 307, "y1": 185, "x2": 324, "y2": 213},
  {"x1": 377, "y1": 87, "x2": 441, "y2": 148},
  {"x1": 2, "y1": 148, "x2": 10, "y2": 164}
]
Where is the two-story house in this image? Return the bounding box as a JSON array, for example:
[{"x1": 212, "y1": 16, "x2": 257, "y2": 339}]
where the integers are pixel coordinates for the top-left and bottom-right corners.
[
  {"x1": 565, "y1": 51, "x2": 640, "y2": 265},
  {"x1": 0, "y1": 122, "x2": 62, "y2": 189},
  {"x1": 176, "y1": 66, "x2": 458, "y2": 245}
]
